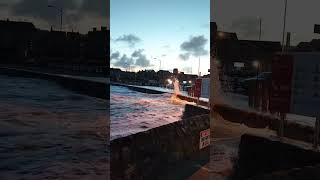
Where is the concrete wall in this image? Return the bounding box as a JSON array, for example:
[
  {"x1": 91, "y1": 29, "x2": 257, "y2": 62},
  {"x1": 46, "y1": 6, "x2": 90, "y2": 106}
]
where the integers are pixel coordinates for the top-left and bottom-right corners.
[
  {"x1": 110, "y1": 104, "x2": 210, "y2": 179},
  {"x1": 111, "y1": 82, "x2": 166, "y2": 94},
  {"x1": 213, "y1": 104, "x2": 315, "y2": 143},
  {"x1": 0, "y1": 67, "x2": 109, "y2": 99},
  {"x1": 232, "y1": 134, "x2": 320, "y2": 180}
]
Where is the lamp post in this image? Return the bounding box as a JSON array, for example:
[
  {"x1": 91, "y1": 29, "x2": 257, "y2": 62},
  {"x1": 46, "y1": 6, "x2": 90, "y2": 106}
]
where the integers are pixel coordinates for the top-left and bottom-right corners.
[
  {"x1": 281, "y1": 0, "x2": 288, "y2": 52},
  {"x1": 198, "y1": 56, "x2": 201, "y2": 77},
  {"x1": 48, "y1": 5, "x2": 63, "y2": 31},
  {"x1": 253, "y1": 60, "x2": 260, "y2": 110},
  {"x1": 258, "y1": 16, "x2": 262, "y2": 41}
]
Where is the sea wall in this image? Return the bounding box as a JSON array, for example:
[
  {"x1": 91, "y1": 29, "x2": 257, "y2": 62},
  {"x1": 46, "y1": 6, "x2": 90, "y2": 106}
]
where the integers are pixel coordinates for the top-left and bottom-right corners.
[
  {"x1": 232, "y1": 134, "x2": 320, "y2": 180},
  {"x1": 0, "y1": 67, "x2": 108, "y2": 99},
  {"x1": 213, "y1": 104, "x2": 314, "y2": 143},
  {"x1": 110, "y1": 104, "x2": 210, "y2": 179},
  {"x1": 110, "y1": 82, "x2": 166, "y2": 94}
]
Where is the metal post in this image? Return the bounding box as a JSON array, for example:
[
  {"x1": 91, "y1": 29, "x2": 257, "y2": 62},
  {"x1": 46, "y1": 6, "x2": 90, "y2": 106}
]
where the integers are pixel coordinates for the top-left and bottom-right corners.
[
  {"x1": 259, "y1": 17, "x2": 262, "y2": 41},
  {"x1": 255, "y1": 63, "x2": 259, "y2": 110},
  {"x1": 282, "y1": 0, "x2": 288, "y2": 52},
  {"x1": 60, "y1": 9, "x2": 63, "y2": 31},
  {"x1": 48, "y1": 5, "x2": 63, "y2": 31},
  {"x1": 313, "y1": 116, "x2": 320, "y2": 149},
  {"x1": 198, "y1": 56, "x2": 201, "y2": 77},
  {"x1": 279, "y1": 113, "x2": 286, "y2": 139}
]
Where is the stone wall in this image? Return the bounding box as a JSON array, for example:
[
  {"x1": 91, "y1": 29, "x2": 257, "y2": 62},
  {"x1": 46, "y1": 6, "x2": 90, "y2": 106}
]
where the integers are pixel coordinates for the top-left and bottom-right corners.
[
  {"x1": 232, "y1": 134, "x2": 320, "y2": 180},
  {"x1": 110, "y1": 104, "x2": 210, "y2": 179},
  {"x1": 0, "y1": 67, "x2": 108, "y2": 99}
]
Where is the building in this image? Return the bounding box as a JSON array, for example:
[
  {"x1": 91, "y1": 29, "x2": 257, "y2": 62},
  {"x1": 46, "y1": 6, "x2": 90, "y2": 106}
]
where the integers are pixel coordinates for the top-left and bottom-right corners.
[
  {"x1": 85, "y1": 27, "x2": 109, "y2": 66},
  {"x1": 0, "y1": 19, "x2": 36, "y2": 62},
  {"x1": 0, "y1": 19, "x2": 109, "y2": 72},
  {"x1": 295, "y1": 39, "x2": 320, "y2": 52},
  {"x1": 211, "y1": 22, "x2": 281, "y2": 74}
]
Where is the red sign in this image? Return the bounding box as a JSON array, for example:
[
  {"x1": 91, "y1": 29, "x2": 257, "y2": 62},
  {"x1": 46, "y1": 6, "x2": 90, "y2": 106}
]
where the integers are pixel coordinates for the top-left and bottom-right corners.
[
  {"x1": 269, "y1": 54, "x2": 294, "y2": 113},
  {"x1": 199, "y1": 129, "x2": 210, "y2": 149},
  {"x1": 194, "y1": 78, "x2": 202, "y2": 97}
]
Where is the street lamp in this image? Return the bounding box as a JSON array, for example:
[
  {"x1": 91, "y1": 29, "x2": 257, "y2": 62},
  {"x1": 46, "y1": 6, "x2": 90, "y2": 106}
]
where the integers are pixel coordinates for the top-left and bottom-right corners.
[
  {"x1": 48, "y1": 5, "x2": 63, "y2": 31},
  {"x1": 257, "y1": 16, "x2": 262, "y2": 40},
  {"x1": 281, "y1": 0, "x2": 288, "y2": 52},
  {"x1": 253, "y1": 60, "x2": 259, "y2": 69},
  {"x1": 218, "y1": 32, "x2": 225, "y2": 39},
  {"x1": 198, "y1": 56, "x2": 201, "y2": 77}
]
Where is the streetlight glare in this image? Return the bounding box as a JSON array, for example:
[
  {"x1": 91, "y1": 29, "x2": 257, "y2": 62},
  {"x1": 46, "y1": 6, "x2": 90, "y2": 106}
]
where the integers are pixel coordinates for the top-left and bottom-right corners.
[
  {"x1": 253, "y1": 61, "x2": 259, "y2": 68},
  {"x1": 167, "y1": 79, "x2": 173, "y2": 85},
  {"x1": 218, "y1": 32, "x2": 225, "y2": 38}
]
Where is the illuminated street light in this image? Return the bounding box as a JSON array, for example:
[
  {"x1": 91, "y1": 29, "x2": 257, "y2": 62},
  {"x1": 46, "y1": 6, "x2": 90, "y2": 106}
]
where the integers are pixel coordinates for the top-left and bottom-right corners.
[
  {"x1": 218, "y1": 32, "x2": 225, "y2": 38},
  {"x1": 253, "y1": 60, "x2": 259, "y2": 69},
  {"x1": 167, "y1": 79, "x2": 173, "y2": 85},
  {"x1": 188, "y1": 80, "x2": 192, "y2": 84},
  {"x1": 183, "y1": 81, "x2": 187, "y2": 84}
]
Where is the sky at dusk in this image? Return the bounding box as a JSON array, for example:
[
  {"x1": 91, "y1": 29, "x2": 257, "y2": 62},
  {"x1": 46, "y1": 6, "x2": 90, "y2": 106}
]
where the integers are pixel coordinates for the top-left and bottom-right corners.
[
  {"x1": 110, "y1": 0, "x2": 210, "y2": 75},
  {"x1": 0, "y1": 0, "x2": 109, "y2": 33},
  {"x1": 212, "y1": 0, "x2": 320, "y2": 45}
]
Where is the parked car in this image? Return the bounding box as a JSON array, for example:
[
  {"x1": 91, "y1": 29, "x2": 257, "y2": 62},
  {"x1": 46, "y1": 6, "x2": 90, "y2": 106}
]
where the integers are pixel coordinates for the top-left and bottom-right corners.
[{"x1": 240, "y1": 72, "x2": 272, "y2": 90}]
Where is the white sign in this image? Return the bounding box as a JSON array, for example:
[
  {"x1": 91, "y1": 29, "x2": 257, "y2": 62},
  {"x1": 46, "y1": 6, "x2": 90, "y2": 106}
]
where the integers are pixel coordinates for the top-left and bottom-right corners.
[
  {"x1": 289, "y1": 53, "x2": 320, "y2": 117},
  {"x1": 200, "y1": 78, "x2": 210, "y2": 99},
  {"x1": 199, "y1": 129, "x2": 210, "y2": 149},
  {"x1": 234, "y1": 62, "x2": 245, "y2": 68}
]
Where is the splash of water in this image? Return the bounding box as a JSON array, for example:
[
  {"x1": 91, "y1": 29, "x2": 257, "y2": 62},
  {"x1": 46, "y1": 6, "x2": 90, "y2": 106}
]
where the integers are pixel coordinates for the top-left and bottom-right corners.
[
  {"x1": 170, "y1": 78, "x2": 183, "y2": 104},
  {"x1": 173, "y1": 78, "x2": 180, "y2": 96}
]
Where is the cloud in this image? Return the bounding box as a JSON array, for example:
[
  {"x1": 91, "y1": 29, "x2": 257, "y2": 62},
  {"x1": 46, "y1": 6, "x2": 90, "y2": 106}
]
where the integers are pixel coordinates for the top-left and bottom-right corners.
[
  {"x1": 110, "y1": 51, "x2": 120, "y2": 60},
  {"x1": 131, "y1": 49, "x2": 150, "y2": 67},
  {"x1": 5, "y1": 0, "x2": 108, "y2": 33},
  {"x1": 0, "y1": 2, "x2": 9, "y2": 9},
  {"x1": 131, "y1": 49, "x2": 143, "y2": 58},
  {"x1": 231, "y1": 16, "x2": 262, "y2": 39},
  {"x1": 179, "y1": 35, "x2": 208, "y2": 60},
  {"x1": 179, "y1": 53, "x2": 190, "y2": 61},
  {"x1": 182, "y1": 67, "x2": 192, "y2": 74},
  {"x1": 115, "y1": 34, "x2": 141, "y2": 47},
  {"x1": 80, "y1": 0, "x2": 108, "y2": 18},
  {"x1": 11, "y1": 0, "x2": 79, "y2": 23},
  {"x1": 112, "y1": 49, "x2": 151, "y2": 68},
  {"x1": 113, "y1": 54, "x2": 134, "y2": 68}
]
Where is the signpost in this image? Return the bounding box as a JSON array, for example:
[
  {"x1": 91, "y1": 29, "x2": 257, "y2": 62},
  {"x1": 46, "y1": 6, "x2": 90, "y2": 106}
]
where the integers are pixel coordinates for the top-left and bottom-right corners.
[
  {"x1": 194, "y1": 78, "x2": 202, "y2": 98},
  {"x1": 270, "y1": 53, "x2": 320, "y2": 148},
  {"x1": 270, "y1": 54, "x2": 294, "y2": 113},
  {"x1": 194, "y1": 78, "x2": 202, "y2": 105},
  {"x1": 199, "y1": 129, "x2": 210, "y2": 149},
  {"x1": 270, "y1": 54, "x2": 293, "y2": 138}
]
